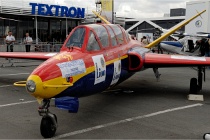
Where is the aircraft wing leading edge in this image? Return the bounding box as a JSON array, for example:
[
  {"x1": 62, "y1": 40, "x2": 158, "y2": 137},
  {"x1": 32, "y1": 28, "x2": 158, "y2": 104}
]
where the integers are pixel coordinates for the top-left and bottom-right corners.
[{"x1": 0, "y1": 52, "x2": 57, "y2": 60}]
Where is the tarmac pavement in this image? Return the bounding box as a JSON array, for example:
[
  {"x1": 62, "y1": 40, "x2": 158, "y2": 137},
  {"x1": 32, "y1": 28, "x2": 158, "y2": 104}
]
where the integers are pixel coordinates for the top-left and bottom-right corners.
[{"x1": 0, "y1": 60, "x2": 210, "y2": 139}]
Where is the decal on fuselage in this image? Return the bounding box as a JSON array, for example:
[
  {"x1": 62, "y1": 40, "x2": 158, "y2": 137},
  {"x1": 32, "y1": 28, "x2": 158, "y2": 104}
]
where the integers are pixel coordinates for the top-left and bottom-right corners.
[
  {"x1": 57, "y1": 59, "x2": 86, "y2": 78},
  {"x1": 111, "y1": 60, "x2": 121, "y2": 85},
  {"x1": 171, "y1": 55, "x2": 206, "y2": 61},
  {"x1": 45, "y1": 53, "x2": 57, "y2": 56},
  {"x1": 54, "y1": 54, "x2": 73, "y2": 61},
  {"x1": 92, "y1": 55, "x2": 106, "y2": 85}
]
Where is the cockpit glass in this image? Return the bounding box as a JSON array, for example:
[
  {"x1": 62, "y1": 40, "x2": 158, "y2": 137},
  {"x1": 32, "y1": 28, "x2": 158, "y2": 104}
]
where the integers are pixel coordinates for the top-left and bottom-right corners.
[
  {"x1": 87, "y1": 24, "x2": 109, "y2": 48},
  {"x1": 66, "y1": 27, "x2": 86, "y2": 48},
  {"x1": 86, "y1": 31, "x2": 101, "y2": 51}
]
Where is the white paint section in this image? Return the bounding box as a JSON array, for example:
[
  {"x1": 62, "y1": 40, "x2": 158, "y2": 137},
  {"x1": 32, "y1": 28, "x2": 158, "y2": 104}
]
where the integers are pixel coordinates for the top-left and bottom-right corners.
[
  {"x1": 92, "y1": 55, "x2": 106, "y2": 85},
  {"x1": 57, "y1": 59, "x2": 86, "y2": 78},
  {"x1": 0, "y1": 100, "x2": 36, "y2": 108},
  {"x1": 0, "y1": 73, "x2": 29, "y2": 77},
  {"x1": 54, "y1": 103, "x2": 203, "y2": 139},
  {"x1": 171, "y1": 55, "x2": 206, "y2": 61},
  {"x1": 111, "y1": 60, "x2": 121, "y2": 85},
  {"x1": 0, "y1": 85, "x2": 12, "y2": 88},
  {"x1": 45, "y1": 53, "x2": 57, "y2": 56}
]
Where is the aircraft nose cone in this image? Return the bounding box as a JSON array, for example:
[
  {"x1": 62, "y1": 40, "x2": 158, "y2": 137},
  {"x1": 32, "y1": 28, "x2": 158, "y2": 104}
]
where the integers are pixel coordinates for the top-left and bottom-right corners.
[
  {"x1": 26, "y1": 74, "x2": 72, "y2": 100},
  {"x1": 26, "y1": 75, "x2": 44, "y2": 99}
]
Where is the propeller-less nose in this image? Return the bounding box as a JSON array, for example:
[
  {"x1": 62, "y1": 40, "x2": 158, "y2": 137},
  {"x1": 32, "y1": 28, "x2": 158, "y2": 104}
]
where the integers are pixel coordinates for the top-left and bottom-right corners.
[{"x1": 26, "y1": 74, "x2": 73, "y2": 100}]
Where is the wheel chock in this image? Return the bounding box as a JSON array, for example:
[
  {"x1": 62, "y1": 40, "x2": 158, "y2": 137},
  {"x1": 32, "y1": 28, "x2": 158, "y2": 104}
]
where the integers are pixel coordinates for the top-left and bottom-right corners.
[{"x1": 188, "y1": 94, "x2": 204, "y2": 101}]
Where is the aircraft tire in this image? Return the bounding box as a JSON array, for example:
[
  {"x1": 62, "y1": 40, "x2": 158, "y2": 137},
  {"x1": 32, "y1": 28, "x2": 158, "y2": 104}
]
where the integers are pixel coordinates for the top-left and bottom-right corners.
[
  {"x1": 190, "y1": 78, "x2": 197, "y2": 94},
  {"x1": 40, "y1": 115, "x2": 57, "y2": 138},
  {"x1": 203, "y1": 133, "x2": 210, "y2": 140}
]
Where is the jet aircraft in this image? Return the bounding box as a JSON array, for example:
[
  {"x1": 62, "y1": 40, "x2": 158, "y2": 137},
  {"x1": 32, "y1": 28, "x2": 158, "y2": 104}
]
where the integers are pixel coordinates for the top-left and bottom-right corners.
[
  {"x1": 0, "y1": 10, "x2": 207, "y2": 138},
  {"x1": 159, "y1": 33, "x2": 210, "y2": 56}
]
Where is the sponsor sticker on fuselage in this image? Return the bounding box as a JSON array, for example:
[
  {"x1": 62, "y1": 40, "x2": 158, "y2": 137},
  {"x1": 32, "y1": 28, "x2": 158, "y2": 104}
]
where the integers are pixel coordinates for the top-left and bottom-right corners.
[
  {"x1": 92, "y1": 55, "x2": 106, "y2": 85},
  {"x1": 111, "y1": 60, "x2": 121, "y2": 85},
  {"x1": 57, "y1": 59, "x2": 86, "y2": 78}
]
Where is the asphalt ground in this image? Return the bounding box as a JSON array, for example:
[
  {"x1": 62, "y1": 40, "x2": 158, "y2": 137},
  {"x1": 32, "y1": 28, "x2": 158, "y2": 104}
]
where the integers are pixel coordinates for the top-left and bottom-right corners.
[{"x1": 0, "y1": 59, "x2": 210, "y2": 139}]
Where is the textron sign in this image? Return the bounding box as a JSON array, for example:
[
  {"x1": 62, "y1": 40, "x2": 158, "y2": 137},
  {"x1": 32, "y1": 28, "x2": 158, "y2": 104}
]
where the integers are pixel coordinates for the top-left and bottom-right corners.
[{"x1": 29, "y1": 3, "x2": 85, "y2": 18}]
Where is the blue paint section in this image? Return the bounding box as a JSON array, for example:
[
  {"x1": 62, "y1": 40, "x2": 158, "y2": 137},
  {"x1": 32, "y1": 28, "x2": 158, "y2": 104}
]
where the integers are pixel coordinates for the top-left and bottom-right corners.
[
  {"x1": 29, "y1": 3, "x2": 85, "y2": 18},
  {"x1": 55, "y1": 58, "x2": 133, "y2": 98},
  {"x1": 161, "y1": 41, "x2": 183, "y2": 48},
  {"x1": 55, "y1": 97, "x2": 79, "y2": 113}
]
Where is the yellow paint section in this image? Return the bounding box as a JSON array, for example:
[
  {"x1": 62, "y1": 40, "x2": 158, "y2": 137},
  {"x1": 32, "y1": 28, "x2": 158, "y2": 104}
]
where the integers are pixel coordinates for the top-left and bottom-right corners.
[
  {"x1": 101, "y1": 0, "x2": 113, "y2": 11},
  {"x1": 92, "y1": 11, "x2": 111, "y2": 24},
  {"x1": 14, "y1": 81, "x2": 27, "y2": 87},
  {"x1": 28, "y1": 75, "x2": 70, "y2": 99},
  {"x1": 53, "y1": 53, "x2": 73, "y2": 61}
]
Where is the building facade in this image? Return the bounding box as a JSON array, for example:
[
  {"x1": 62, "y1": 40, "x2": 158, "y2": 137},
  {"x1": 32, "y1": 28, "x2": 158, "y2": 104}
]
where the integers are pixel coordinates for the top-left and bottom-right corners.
[{"x1": 0, "y1": 1, "x2": 85, "y2": 44}]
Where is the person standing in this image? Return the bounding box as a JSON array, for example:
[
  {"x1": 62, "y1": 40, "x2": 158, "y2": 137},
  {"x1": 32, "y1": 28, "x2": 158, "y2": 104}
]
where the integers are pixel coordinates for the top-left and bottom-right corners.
[
  {"x1": 5, "y1": 31, "x2": 15, "y2": 52},
  {"x1": 141, "y1": 36, "x2": 150, "y2": 47},
  {"x1": 24, "y1": 33, "x2": 33, "y2": 52}
]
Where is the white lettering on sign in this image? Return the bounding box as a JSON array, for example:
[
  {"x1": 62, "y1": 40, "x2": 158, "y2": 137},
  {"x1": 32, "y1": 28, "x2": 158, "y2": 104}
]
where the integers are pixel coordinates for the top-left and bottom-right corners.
[
  {"x1": 111, "y1": 60, "x2": 121, "y2": 85},
  {"x1": 92, "y1": 55, "x2": 106, "y2": 85},
  {"x1": 57, "y1": 59, "x2": 86, "y2": 78}
]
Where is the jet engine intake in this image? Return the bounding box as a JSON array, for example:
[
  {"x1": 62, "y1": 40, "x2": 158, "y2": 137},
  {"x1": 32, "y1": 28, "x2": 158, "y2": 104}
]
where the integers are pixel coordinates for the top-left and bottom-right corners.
[{"x1": 128, "y1": 47, "x2": 148, "y2": 72}]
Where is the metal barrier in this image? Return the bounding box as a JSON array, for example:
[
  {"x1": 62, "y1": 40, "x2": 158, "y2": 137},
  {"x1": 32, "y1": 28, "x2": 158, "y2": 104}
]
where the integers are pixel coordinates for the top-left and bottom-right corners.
[
  {"x1": 0, "y1": 43, "x2": 62, "y2": 52},
  {"x1": 0, "y1": 43, "x2": 62, "y2": 67}
]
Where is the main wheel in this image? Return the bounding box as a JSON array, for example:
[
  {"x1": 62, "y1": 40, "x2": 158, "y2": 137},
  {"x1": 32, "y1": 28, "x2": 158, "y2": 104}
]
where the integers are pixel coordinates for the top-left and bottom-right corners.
[
  {"x1": 190, "y1": 78, "x2": 197, "y2": 94},
  {"x1": 40, "y1": 116, "x2": 57, "y2": 138}
]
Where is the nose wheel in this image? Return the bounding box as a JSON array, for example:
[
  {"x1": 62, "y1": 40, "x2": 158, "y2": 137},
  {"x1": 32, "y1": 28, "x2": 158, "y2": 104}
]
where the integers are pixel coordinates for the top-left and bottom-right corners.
[{"x1": 38, "y1": 99, "x2": 58, "y2": 138}]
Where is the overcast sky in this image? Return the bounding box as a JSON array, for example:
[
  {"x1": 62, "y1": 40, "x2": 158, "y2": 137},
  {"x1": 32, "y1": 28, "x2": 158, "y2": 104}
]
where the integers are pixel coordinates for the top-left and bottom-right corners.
[{"x1": 4, "y1": 0, "x2": 197, "y2": 18}]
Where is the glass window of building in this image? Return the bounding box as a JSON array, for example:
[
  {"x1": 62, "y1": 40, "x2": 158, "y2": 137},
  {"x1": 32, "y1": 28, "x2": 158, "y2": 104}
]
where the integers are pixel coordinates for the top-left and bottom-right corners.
[
  {"x1": 86, "y1": 31, "x2": 101, "y2": 51},
  {"x1": 66, "y1": 27, "x2": 85, "y2": 48},
  {"x1": 50, "y1": 19, "x2": 61, "y2": 43},
  {"x1": 0, "y1": 19, "x2": 5, "y2": 44},
  {"x1": 105, "y1": 25, "x2": 117, "y2": 47},
  {"x1": 37, "y1": 18, "x2": 48, "y2": 42}
]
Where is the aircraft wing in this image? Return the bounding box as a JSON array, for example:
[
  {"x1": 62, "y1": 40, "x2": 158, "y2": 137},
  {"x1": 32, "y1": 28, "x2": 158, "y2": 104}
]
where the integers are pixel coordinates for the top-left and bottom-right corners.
[
  {"x1": 0, "y1": 52, "x2": 57, "y2": 60},
  {"x1": 144, "y1": 53, "x2": 210, "y2": 68},
  {"x1": 145, "y1": 10, "x2": 206, "y2": 49}
]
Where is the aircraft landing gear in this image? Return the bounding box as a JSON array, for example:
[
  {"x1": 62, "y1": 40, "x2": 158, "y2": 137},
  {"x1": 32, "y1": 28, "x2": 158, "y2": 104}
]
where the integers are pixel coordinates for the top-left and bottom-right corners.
[
  {"x1": 38, "y1": 99, "x2": 57, "y2": 138},
  {"x1": 190, "y1": 67, "x2": 205, "y2": 94}
]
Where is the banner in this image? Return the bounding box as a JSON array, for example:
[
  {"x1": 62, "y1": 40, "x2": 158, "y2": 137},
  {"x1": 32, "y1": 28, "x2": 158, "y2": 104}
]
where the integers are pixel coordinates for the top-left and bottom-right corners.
[{"x1": 100, "y1": 0, "x2": 113, "y2": 23}]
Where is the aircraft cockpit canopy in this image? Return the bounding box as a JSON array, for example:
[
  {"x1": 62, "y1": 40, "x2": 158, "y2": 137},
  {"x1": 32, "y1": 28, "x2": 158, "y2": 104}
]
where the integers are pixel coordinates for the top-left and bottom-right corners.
[
  {"x1": 66, "y1": 27, "x2": 86, "y2": 48},
  {"x1": 86, "y1": 24, "x2": 128, "y2": 50},
  {"x1": 64, "y1": 24, "x2": 130, "y2": 51},
  {"x1": 87, "y1": 24, "x2": 109, "y2": 48}
]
